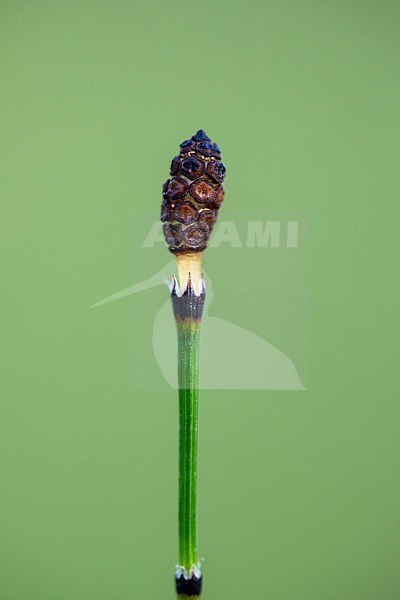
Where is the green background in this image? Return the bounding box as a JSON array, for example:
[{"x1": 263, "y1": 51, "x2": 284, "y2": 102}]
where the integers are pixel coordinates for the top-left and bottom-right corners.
[{"x1": 1, "y1": 1, "x2": 399, "y2": 598}]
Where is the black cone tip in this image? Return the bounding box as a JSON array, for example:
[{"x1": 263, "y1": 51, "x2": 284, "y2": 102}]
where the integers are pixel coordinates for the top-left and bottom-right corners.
[{"x1": 191, "y1": 129, "x2": 210, "y2": 142}]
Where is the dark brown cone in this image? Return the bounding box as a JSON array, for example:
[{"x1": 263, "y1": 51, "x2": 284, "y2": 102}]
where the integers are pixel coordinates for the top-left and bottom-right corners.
[{"x1": 161, "y1": 129, "x2": 226, "y2": 253}]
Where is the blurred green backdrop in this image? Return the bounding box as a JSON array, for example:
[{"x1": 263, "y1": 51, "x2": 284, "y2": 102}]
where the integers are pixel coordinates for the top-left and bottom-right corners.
[{"x1": 1, "y1": 1, "x2": 399, "y2": 598}]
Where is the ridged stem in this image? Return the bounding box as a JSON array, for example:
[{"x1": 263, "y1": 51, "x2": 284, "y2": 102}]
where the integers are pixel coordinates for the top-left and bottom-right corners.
[{"x1": 176, "y1": 317, "x2": 201, "y2": 570}]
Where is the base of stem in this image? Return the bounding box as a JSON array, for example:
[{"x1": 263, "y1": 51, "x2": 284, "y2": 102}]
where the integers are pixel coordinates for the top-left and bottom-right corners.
[{"x1": 175, "y1": 573, "x2": 202, "y2": 598}]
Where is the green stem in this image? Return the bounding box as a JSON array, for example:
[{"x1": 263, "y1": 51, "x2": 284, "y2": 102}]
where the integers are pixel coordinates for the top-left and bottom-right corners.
[{"x1": 176, "y1": 318, "x2": 201, "y2": 571}]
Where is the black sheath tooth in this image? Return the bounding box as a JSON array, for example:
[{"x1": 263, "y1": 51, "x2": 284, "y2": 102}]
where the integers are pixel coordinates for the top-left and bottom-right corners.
[{"x1": 171, "y1": 286, "x2": 206, "y2": 321}]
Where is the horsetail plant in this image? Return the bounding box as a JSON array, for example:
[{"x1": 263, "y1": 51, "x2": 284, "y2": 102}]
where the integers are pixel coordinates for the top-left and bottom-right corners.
[{"x1": 161, "y1": 130, "x2": 226, "y2": 598}]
